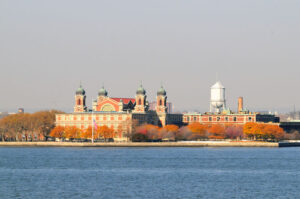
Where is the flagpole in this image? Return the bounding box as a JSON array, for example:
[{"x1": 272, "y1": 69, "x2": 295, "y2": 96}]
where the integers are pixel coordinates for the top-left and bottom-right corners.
[{"x1": 92, "y1": 98, "x2": 94, "y2": 144}]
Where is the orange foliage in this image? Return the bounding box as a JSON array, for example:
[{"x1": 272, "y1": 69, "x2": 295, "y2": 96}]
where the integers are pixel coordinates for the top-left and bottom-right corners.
[
  {"x1": 243, "y1": 122, "x2": 285, "y2": 141},
  {"x1": 162, "y1": 125, "x2": 179, "y2": 133},
  {"x1": 65, "y1": 126, "x2": 82, "y2": 139},
  {"x1": 208, "y1": 124, "x2": 225, "y2": 139},
  {"x1": 261, "y1": 124, "x2": 284, "y2": 141},
  {"x1": 243, "y1": 122, "x2": 257, "y2": 139},
  {"x1": 98, "y1": 125, "x2": 115, "y2": 140},
  {"x1": 49, "y1": 126, "x2": 65, "y2": 138},
  {"x1": 187, "y1": 123, "x2": 208, "y2": 139},
  {"x1": 82, "y1": 126, "x2": 98, "y2": 139}
]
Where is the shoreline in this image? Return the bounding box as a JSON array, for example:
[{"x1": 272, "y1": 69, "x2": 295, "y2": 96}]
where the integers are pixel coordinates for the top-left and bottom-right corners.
[{"x1": 0, "y1": 141, "x2": 283, "y2": 147}]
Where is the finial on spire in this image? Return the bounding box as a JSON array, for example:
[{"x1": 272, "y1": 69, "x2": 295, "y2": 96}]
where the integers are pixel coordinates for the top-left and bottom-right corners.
[
  {"x1": 136, "y1": 81, "x2": 146, "y2": 95},
  {"x1": 76, "y1": 81, "x2": 85, "y2": 95}
]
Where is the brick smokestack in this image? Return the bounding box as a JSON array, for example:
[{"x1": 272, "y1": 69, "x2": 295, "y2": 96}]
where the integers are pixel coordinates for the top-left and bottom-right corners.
[{"x1": 238, "y1": 97, "x2": 243, "y2": 113}]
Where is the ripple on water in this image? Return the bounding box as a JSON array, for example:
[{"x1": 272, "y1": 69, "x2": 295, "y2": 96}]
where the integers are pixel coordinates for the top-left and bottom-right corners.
[{"x1": 0, "y1": 147, "x2": 300, "y2": 199}]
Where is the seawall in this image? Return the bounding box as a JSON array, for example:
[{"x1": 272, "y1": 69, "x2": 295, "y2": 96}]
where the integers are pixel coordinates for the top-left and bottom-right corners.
[{"x1": 0, "y1": 141, "x2": 279, "y2": 147}]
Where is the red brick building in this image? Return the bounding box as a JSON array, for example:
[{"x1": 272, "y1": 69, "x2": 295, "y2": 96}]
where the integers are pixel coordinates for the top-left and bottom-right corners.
[
  {"x1": 183, "y1": 112, "x2": 279, "y2": 125},
  {"x1": 56, "y1": 84, "x2": 182, "y2": 141}
]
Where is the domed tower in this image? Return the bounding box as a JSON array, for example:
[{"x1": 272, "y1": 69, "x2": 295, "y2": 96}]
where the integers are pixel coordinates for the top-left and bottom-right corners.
[
  {"x1": 97, "y1": 86, "x2": 108, "y2": 103},
  {"x1": 210, "y1": 81, "x2": 226, "y2": 113},
  {"x1": 133, "y1": 84, "x2": 147, "y2": 113},
  {"x1": 156, "y1": 86, "x2": 167, "y2": 113},
  {"x1": 74, "y1": 84, "x2": 87, "y2": 113}
]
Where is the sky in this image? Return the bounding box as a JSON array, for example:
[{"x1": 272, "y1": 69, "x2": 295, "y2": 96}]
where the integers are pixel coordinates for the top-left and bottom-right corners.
[{"x1": 0, "y1": 0, "x2": 300, "y2": 113}]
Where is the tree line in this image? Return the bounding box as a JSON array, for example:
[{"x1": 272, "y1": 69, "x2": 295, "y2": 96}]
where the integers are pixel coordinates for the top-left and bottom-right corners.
[
  {"x1": 50, "y1": 125, "x2": 115, "y2": 141},
  {"x1": 131, "y1": 122, "x2": 286, "y2": 142},
  {"x1": 0, "y1": 110, "x2": 290, "y2": 142},
  {"x1": 0, "y1": 110, "x2": 63, "y2": 141}
]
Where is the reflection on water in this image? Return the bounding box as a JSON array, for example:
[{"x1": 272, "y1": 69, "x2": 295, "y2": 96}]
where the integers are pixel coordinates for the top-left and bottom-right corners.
[{"x1": 0, "y1": 147, "x2": 300, "y2": 199}]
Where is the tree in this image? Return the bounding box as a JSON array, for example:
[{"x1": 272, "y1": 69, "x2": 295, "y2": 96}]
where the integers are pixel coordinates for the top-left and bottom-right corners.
[
  {"x1": 243, "y1": 123, "x2": 285, "y2": 141},
  {"x1": 82, "y1": 126, "x2": 92, "y2": 139},
  {"x1": 187, "y1": 123, "x2": 208, "y2": 140},
  {"x1": 50, "y1": 126, "x2": 65, "y2": 140},
  {"x1": 243, "y1": 122, "x2": 257, "y2": 140},
  {"x1": 262, "y1": 125, "x2": 285, "y2": 141},
  {"x1": 98, "y1": 125, "x2": 115, "y2": 141},
  {"x1": 32, "y1": 110, "x2": 64, "y2": 141},
  {"x1": 285, "y1": 131, "x2": 300, "y2": 140},
  {"x1": 208, "y1": 124, "x2": 225, "y2": 139},
  {"x1": 135, "y1": 124, "x2": 160, "y2": 140},
  {"x1": 225, "y1": 125, "x2": 243, "y2": 140},
  {"x1": 65, "y1": 126, "x2": 82, "y2": 140},
  {"x1": 163, "y1": 125, "x2": 179, "y2": 133},
  {"x1": 177, "y1": 126, "x2": 192, "y2": 140},
  {"x1": 160, "y1": 124, "x2": 179, "y2": 141},
  {"x1": 123, "y1": 118, "x2": 138, "y2": 141}
]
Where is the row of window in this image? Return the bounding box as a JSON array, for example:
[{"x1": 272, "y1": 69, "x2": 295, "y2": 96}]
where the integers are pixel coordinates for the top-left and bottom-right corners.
[
  {"x1": 185, "y1": 116, "x2": 253, "y2": 122},
  {"x1": 60, "y1": 123, "x2": 125, "y2": 130},
  {"x1": 58, "y1": 115, "x2": 129, "y2": 121}
]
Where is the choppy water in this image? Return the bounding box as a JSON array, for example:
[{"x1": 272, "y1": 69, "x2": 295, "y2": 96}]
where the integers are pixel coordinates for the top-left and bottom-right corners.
[{"x1": 0, "y1": 147, "x2": 300, "y2": 199}]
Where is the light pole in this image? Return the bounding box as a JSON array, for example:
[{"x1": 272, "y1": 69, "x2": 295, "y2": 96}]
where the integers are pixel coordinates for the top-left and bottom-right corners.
[{"x1": 92, "y1": 98, "x2": 94, "y2": 144}]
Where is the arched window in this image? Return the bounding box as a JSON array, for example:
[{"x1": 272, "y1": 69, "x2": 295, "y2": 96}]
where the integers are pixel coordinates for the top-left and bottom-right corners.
[
  {"x1": 138, "y1": 98, "x2": 142, "y2": 105},
  {"x1": 77, "y1": 99, "x2": 81, "y2": 105},
  {"x1": 159, "y1": 99, "x2": 162, "y2": 106}
]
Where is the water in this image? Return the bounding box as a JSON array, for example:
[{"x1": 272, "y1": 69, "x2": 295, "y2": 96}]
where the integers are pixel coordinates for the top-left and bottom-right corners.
[{"x1": 0, "y1": 147, "x2": 300, "y2": 199}]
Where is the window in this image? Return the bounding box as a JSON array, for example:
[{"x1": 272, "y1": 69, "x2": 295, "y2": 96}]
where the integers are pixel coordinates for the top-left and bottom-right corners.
[
  {"x1": 248, "y1": 117, "x2": 252, "y2": 121},
  {"x1": 77, "y1": 99, "x2": 81, "y2": 105},
  {"x1": 225, "y1": 117, "x2": 228, "y2": 122},
  {"x1": 209, "y1": 117, "x2": 212, "y2": 122},
  {"x1": 217, "y1": 117, "x2": 220, "y2": 121},
  {"x1": 187, "y1": 117, "x2": 190, "y2": 122},
  {"x1": 159, "y1": 99, "x2": 162, "y2": 106},
  {"x1": 101, "y1": 104, "x2": 115, "y2": 112},
  {"x1": 194, "y1": 116, "x2": 197, "y2": 122},
  {"x1": 233, "y1": 117, "x2": 237, "y2": 121},
  {"x1": 138, "y1": 98, "x2": 142, "y2": 105}
]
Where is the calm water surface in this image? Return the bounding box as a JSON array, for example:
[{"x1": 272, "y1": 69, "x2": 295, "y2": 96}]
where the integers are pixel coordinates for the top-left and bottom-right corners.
[{"x1": 0, "y1": 147, "x2": 300, "y2": 199}]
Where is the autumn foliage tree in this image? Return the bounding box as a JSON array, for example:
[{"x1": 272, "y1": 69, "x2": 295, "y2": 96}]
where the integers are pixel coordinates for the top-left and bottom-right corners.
[
  {"x1": 49, "y1": 126, "x2": 65, "y2": 140},
  {"x1": 98, "y1": 125, "x2": 115, "y2": 141},
  {"x1": 65, "y1": 126, "x2": 82, "y2": 139},
  {"x1": 0, "y1": 110, "x2": 64, "y2": 141},
  {"x1": 135, "y1": 124, "x2": 160, "y2": 141},
  {"x1": 225, "y1": 125, "x2": 243, "y2": 140},
  {"x1": 187, "y1": 123, "x2": 208, "y2": 140},
  {"x1": 243, "y1": 122, "x2": 285, "y2": 141},
  {"x1": 160, "y1": 124, "x2": 179, "y2": 141},
  {"x1": 208, "y1": 124, "x2": 226, "y2": 139}
]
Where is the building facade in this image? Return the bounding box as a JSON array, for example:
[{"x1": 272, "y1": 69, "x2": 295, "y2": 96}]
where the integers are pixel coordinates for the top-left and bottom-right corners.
[
  {"x1": 56, "y1": 84, "x2": 182, "y2": 141},
  {"x1": 183, "y1": 81, "x2": 279, "y2": 126},
  {"x1": 56, "y1": 81, "x2": 280, "y2": 141},
  {"x1": 183, "y1": 112, "x2": 279, "y2": 125}
]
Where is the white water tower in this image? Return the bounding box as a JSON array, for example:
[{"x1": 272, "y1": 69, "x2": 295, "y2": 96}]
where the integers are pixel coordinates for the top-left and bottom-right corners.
[{"x1": 210, "y1": 81, "x2": 226, "y2": 113}]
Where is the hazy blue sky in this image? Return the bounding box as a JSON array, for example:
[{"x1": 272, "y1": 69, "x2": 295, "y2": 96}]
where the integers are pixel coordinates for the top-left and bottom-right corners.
[{"x1": 0, "y1": 0, "x2": 299, "y2": 113}]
